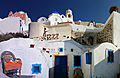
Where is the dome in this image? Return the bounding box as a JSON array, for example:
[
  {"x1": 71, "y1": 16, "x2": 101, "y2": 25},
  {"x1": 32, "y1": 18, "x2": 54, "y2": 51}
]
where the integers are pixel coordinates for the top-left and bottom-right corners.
[
  {"x1": 19, "y1": 11, "x2": 25, "y2": 14},
  {"x1": 37, "y1": 17, "x2": 48, "y2": 24},
  {"x1": 0, "y1": 18, "x2": 2, "y2": 21},
  {"x1": 52, "y1": 12, "x2": 60, "y2": 15}
]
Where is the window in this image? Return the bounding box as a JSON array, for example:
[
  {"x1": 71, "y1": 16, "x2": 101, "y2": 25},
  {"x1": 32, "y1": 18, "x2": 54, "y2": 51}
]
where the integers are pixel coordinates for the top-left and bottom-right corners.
[
  {"x1": 67, "y1": 36, "x2": 69, "y2": 39},
  {"x1": 42, "y1": 18, "x2": 44, "y2": 21},
  {"x1": 63, "y1": 35, "x2": 66, "y2": 37},
  {"x1": 86, "y1": 52, "x2": 92, "y2": 64},
  {"x1": 30, "y1": 44, "x2": 34, "y2": 48},
  {"x1": 50, "y1": 55, "x2": 52, "y2": 57},
  {"x1": 32, "y1": 64, "x2": 41, "y2": 74},
  {"x1": 107, "y1": 49, "x2": 114, "y2": 63},
  {"x1": 43, "y1": 48, "x2": 46, "y2": 51},
  {"x1": 20, "y1": 20, "x2": 22, "y2": 26},
  {"x1": 62, "y1": 16, "x2": 64, "y2": 18},
  {"x1": 22, "y1": 27, "x2": 23, "y2": 32},
  {"x1": 71, "y1": 49, "x2": 73, "y2": 52},
  {"x1": 68, "y1": 14, "x2": 71, "y2": 18},
  {"x1": 74, "y1": 55, "x2": 81, "y2": 67},
  {"x1": 58, "y1": 48, "x2": 63, "y2": 52},
  {"x1": 55, "y1": 18, "x2": 57, "y2": 21}
]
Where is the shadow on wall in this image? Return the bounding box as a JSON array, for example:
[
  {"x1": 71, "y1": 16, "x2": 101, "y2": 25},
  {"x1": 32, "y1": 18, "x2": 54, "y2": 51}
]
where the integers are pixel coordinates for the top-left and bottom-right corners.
[
  {"x1": 49, "y1": 67, "x2": 53, "y2": 78},
  {"x1": 49, "y1": 67, "x2": 84, "y2": 78},
  {"x1": 94, "y1": 50, "x2": 120, "y2": 78},
  {"x1": 0, "y1": 32, "x2": 28, "y2": 42}
]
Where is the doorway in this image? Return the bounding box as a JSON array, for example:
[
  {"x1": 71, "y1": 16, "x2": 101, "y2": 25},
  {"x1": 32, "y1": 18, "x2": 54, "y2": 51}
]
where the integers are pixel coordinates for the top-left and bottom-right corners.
[{"x1": 53, "y1": 55, "x2": 68, "y2": 78}]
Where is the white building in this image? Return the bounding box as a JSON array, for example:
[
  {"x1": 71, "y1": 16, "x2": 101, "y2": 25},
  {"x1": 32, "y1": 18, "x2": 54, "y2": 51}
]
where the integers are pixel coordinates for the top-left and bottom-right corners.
[
  {"x1": 0, "y1": 17, "x2": 21, "y2": 34},
  {"x1": 0, "y1": 10, "x2": 120, "y2": 78},
  {"x1": 0, "y1": 11, "x2": 31, "y2": 35},
  {"x1": 37, "y1": 9, "x2": 74, "y2": 26},
  {"x1": 29, "y1": 11, "x2": 120, "y2": 78}
]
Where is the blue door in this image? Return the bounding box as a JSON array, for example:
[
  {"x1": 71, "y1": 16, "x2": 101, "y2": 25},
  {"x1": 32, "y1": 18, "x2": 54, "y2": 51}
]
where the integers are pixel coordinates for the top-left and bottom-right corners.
[{"x1": 54, "y1": 56, "x2": 68, "y2": 78}]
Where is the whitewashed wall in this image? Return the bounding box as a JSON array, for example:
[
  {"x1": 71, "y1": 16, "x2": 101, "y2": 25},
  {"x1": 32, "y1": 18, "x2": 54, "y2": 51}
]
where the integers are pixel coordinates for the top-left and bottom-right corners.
[
  {"x1": 0, "y1": 17, "x2": 20, "y2": 34},
  {"x1": 93, "y1": 42, "x2": 119, "y2": 78},
  {"x1": 29, "y1": 22, "x2": 44, "y2": 39},
  {"x1": 29, "y1": 22, "x2": 72, "y2": 41},
  {"x1": 81, "y1": 51, "x2": 92, "y2": 78},
  {"x1": 0, "y1": 38, "x2": 50, "y2": 78},
  {"x1": 64, "y1": 40, "x2": 84, "y2": 78},
  {"x1": 113, "y1": 12, "x2": 120, "y2": 47}
]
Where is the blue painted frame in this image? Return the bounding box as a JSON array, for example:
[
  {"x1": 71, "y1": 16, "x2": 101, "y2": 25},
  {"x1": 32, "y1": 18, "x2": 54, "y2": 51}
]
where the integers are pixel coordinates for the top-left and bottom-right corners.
[
  {"x1": 58, "y1": 48, "x2": 63, "y2": 52},
  {"x1": 86, "y1": 52, "x2": 92, "y2": 64},
  {"x1": 107, "y1": 49, "x2": 114, "y2": 63},
  {"x1": 73, "y1": 55, "x2": 81, "y2": 67},
  {"x1": 32, "y1": 64, "x2": 41, "y2": 74},
  {"x1": 54, "y1": 55, "x2": 68, "y2": 78}
]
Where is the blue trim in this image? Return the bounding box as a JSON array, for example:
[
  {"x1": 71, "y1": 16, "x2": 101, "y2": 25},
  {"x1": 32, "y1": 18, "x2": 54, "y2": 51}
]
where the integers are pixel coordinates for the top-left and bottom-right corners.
[
  {"x1": 107, "y1": 49, "x2": 114, "y2": 63},
  {"x1": 58, "y1": 48, "x2": 63, "y2": 52},
  {"x1": 73, "y1": 55, "x2": 81, "y2": 67},
  {"x1": 86, "y1": 52, "x2": 92, "y2": 64},
  {"x1": 32, "y1": 64, "x2": 41, "y2": 74}
]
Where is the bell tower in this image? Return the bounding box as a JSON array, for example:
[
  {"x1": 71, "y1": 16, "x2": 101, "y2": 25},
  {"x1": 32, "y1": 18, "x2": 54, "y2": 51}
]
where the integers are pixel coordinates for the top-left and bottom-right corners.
[{"x1": 66, "y1": 9, "x2": 73, "y2": 21}]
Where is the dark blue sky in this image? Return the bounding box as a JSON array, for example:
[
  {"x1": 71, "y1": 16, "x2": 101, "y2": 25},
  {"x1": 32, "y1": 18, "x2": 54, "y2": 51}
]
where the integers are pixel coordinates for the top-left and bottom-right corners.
[{"x1": 0, "y1": 0, "x2": 120, "y2": 23}]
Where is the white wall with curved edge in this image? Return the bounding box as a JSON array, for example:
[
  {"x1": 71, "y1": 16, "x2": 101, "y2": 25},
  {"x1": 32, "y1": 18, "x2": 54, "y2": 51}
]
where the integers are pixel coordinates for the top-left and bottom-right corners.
[
  {"x1": 93, "y1": 42, "x2": 119, "y2": 78},
  {"x1": 0, "y1": 38, "x2": 50, "y2": 78}
]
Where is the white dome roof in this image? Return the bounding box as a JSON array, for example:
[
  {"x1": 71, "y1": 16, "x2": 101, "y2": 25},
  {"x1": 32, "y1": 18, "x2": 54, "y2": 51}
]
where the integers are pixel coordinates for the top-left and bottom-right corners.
[{"x1": 19, "y1": 11, "x2": 25, "y2": 14}]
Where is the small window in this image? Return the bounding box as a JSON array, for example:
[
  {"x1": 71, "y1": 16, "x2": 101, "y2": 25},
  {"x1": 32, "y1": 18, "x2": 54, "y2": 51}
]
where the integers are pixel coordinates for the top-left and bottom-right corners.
[
  {"x1": 74, "y1": 55, "x2": 81, "y2": 67},
  {"x1": 68, "y1": 14, "x2": 71, "y2": 18},
  {"x1": 67, "y1": 36, "x2": 69, "y2": 39},
  {"x1": 20, "y1": 20, "x2": 22, "y2": 26},
  {"x1": 50, "y1": 55, "x2": 52, "y2": 57},
  {"x1": 55, "y1": 18, "x2": 57, "y2": 21},
  {"x1": 43, "y1": 48, "x2": 46, "y2": 51},
  {"x1": 62, "y1": 16, "x2": 64, "y2": 18},
  {"x1": 30, "y1": 44, "x2": 34, "y2": 48},
  {"x1": 58, "y1": 48, "x2": 63, "y2": 52},
  {"x1": 86, "y1": 52, "x2": 92, "y2": 64},
  {"x1": 71, "y1": 49, "x2": 73, "y2": 52},
  {"x1": 42, "y1": 18, "x2": 44, "y2": 21},
  {"x1": 107, "y1": 49, "x2": 114, "y2": 63},
  {"x1": 63, "y1": 35, "x2": 66, "y2": 37},
  {"x1": 32, "y1": 64, "x2": 41, "y2": 74},
  {"x1": 22, "y1": 27, "x2": 23, "y2": 31},
  {"x1": 46, "y1": 51, "x2": 49, "y2": 53}
]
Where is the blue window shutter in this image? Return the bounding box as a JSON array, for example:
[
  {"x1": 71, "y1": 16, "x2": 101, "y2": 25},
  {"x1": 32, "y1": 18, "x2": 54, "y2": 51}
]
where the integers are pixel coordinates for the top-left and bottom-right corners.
[
  {"x1": 107, "y1": 49, "x2": 114, "y2": 63},
  {"x1": 86, "y1": 52, "x2": 92, "y2": 64},
  {"x1": 32, "y1": 64, "x2": 41, "y2": 74},
  {"x1": 58, "y1": 48, "x2": 63, "y2": 52}
]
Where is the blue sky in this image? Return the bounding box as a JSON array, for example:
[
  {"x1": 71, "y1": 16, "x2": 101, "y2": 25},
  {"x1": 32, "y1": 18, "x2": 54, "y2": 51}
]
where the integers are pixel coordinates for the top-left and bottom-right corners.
[{"x1": 0, "y1": 0, "x2": 120, "y2": 23}]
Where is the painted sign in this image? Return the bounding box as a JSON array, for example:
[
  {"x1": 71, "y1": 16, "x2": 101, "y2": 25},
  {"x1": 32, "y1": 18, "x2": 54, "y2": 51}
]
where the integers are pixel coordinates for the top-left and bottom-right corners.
[{"x1": 41, "y1": 28, "x2": 59, "y2": 40}]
